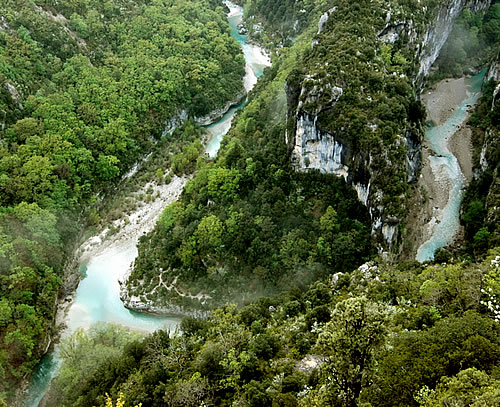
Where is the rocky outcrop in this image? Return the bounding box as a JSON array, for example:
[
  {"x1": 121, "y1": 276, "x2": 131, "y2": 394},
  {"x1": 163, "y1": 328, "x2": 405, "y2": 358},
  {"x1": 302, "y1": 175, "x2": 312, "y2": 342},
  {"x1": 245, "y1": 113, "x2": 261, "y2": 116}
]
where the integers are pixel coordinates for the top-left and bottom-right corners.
[
  {"x1": 162, "y1": 109, "x2": 189, "y2": 136},
  {"x1": 119, "y1": 277, "x2": 209, "y2": 319},
  {"x1": 194, "y1": 88, "x2": 246, "y2": 126},
  {"x1": 5, "y1": 82, "x2": 21, "y2": 106},
  {"x1": 293, "y1": 113, "x2": 349, "y2": 178},
  {"x1": 317, "y1": 7, "x2": 337, "y2": 35},
  {"x1": 415, "y1": 0, "x2": 491, "y2": 84},
  {"x1": 161, "y1": 90, "x2": 246, "y2": 136},
  {"x1": 120, "y1": 291, "x2": 208, "y2": 318},
  {"x1": 287, "y1": 0, "x2": 491, "y2": 251},
  {"x1": 0, "y1": 16, "x2": 9, "y2": 31},
  {"x1": 486, "y1": 56, "x2": 500, "y2": 82},
  {"x1": 488, "y1": 57, "x2": 500, "y2": 109}
]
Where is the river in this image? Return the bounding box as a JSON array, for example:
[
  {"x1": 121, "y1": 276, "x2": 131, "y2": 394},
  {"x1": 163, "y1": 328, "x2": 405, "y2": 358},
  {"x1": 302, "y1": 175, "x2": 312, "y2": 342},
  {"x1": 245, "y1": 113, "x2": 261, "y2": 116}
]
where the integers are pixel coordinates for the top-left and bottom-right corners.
[
  {"x1": 24, "y1": 2, "x2": 270, "y2": 405},
  {"x1": 205, "y1": 1, "x2": 270, "y2": 157},
  {"x1": 416, "y1": 70, "x2": 485, "y2": 262}
]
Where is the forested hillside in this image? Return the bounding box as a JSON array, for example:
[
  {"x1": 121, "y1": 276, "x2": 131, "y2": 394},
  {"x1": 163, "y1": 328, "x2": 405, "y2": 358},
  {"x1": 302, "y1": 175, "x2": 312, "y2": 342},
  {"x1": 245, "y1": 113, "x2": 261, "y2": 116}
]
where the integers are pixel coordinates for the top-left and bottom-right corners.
[
  {"x1": 0, "y1": 0, "x2": 245, "y2": 400},
  {"x1": 236, "y1": 0, "x2": 314, "y2": 46},
  {"x1": 50, "y1": 250, "x2": 500, "y2": 406},
  {"x1": 108, "y1": 0, "x2": 500, "y2": 406},
  {"x1": 2, "y1": 0, "x2": 500, "y2": 405},
  {"x1": 124, "y1": 0, "x2": 378, "y2": 313},
  {"x1": 123, "y1": 0, "x2": 440, "y2": 313},
  {"x1": 462, "y1": 71, "x2": 500, "y2": 254}
]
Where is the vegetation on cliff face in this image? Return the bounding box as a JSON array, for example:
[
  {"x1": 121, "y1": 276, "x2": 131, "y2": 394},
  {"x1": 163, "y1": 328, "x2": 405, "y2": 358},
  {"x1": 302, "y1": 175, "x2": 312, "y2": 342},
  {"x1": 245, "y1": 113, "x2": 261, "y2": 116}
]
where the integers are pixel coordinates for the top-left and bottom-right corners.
[
  {"x1": 126, "y1": 0, "x2": 384, "y2": 313},
  {"x1": 462, "y1": 70, "x2": 500, "y2": 254},
  {"x1": 435, "y1": 3, "x2": 500, "y2": 257},
  {"x1": 238, "y1": 0, "x2": 327, "y2": 47},
  {"x1": 109, "y1": 2, "x2": 500, "y2": 406},
  {"x1": 53, "y1": 250, "x2": 500, "y2": 406},
  {"x1": 431, "y1": 3, "x2": 500, "y2": 79},
  {"x1": 0, "y1": 0, "x2": 245, "y2": 400},
  {"x1": 287, "y1": 0, "x2": 439, "y2": 239},
  {"x1": 2, "y1": 0, "x2": 499, "y2": 405},
  {"x1": 126, "y1": 0, "x2": 459, "y2": 311}
]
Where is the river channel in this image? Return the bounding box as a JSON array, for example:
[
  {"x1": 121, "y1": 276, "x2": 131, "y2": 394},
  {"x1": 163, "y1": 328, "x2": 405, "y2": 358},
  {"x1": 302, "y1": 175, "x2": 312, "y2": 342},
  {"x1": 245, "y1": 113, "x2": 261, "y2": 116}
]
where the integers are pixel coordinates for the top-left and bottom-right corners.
[
  {"x1": 416, "y1": 70, "x2": 485, "y2": 262},
  {"x1": 24, "y1": 2, "x2": 270, "y2": 405}
]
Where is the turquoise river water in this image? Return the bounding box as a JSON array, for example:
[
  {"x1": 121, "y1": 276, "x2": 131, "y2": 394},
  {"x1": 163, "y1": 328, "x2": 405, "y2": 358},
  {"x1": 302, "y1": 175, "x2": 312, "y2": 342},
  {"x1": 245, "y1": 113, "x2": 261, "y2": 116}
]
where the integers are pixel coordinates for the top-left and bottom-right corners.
[
  {"x1": 416, "y1": 70, "x2": 485, "y2": 262},
  {"x1": 24, "y1": 2, "x2": 269, "y2": 405},
  {"x1": 204, "y1": 1, "x2": 269, "y2": 156}
]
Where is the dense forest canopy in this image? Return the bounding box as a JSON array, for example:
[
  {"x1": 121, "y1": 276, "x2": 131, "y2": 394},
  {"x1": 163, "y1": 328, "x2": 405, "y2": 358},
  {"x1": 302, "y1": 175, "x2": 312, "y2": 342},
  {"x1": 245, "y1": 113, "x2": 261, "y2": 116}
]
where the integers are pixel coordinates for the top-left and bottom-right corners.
[
  {"x1": 0, "y1": 0, "x2": 245, "y2": 400},
  {"x1": 125, "y1": 0, "x2": 378, "y2": 312},
  {"x1": 124, "y1": 0, "x2": 440, "y2": 314},
  {"x1": 49, "y1": 250, "x2": 500, "y2": 406},
  {"x1": 113, "y1": 0, "x2": 499, "y2": 406},
  {"x1": 1, "y1": 0, "x2": 499, "y2": 405}
]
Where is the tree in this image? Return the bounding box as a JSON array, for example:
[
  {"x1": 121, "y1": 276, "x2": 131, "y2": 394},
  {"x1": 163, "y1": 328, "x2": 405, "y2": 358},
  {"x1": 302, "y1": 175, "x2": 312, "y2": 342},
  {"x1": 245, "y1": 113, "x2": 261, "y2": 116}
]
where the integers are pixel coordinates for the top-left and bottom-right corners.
[
  {"x1": 0, "y1": 299, "x2": 12, "y2": 327},
  {"x1": 315, "y1": 297, "x2": 389, "y2": 407},
  {"x1": 105, "y1": 392, "x2": 142, "y2": 407},
  {"x1": 96, "y1": 154, "x2": 120, "y2": 180},
  {"x1": 207, "y1": 168, "x2": 241, "y2": 202},
  {"x1": 195, "y1": 215, "x2": 224, "y2": 253},
  {"x1": 423, "y1": 368, "x2": 500, "y2": 407}
]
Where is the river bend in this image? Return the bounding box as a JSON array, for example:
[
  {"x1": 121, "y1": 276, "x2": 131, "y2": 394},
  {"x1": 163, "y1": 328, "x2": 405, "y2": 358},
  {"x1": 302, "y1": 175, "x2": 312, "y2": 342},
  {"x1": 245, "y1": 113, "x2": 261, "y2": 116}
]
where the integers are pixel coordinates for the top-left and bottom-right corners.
[{"x1": 24, "y1": 2, "x2": 270, "y2": 405}]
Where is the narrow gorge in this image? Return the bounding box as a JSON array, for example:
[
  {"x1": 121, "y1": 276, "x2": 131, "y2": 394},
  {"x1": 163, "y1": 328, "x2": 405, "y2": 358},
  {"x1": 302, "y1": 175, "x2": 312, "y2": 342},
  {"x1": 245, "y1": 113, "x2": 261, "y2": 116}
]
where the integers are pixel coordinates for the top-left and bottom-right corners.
[
  {"x1": 23, "y1": 2, "x2": 270, "y2": 406},
  {"x1": 286, "y1": 0, "x2": 492, "y2": 252},
  {"x1": 414, "y1": 72, "x2": 485, "y2": 261},
  {"x1": 1, "y1": 0, "x2": 499, "y2": 405}
]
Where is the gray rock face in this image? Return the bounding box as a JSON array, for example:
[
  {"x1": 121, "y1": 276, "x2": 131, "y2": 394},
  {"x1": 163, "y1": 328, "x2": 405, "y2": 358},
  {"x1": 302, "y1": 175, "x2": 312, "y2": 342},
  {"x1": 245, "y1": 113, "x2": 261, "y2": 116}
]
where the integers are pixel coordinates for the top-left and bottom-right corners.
[
  {"x1": 493, "y1": 83, "x2": 500, "y2": 109},
  {"x1": 288, "y1": 0, "x2": 491, "y2": 250},
  {"x1": 119, "y1": 281, "x2": 208, "y2": 318},
  {"x1": 293, "y1": 113, "x2": 349, "y2": 178},
  {"x1": 317, "y1": 7, "x2": 337, "y2": 34},
  {"x1": 488, "y1": 59, "x2": 500, "y2": 109},
  {"x1": 0, "y1": 16, "x2": 9, "y2": 31},
  {"x1": 487, "y1": 60, "x2": 500, "y2": 82},
  {"x1": 162, "y1": 88, "x2": 246, "y2": 136},
  {"x1": 416, "y1": 0, "x2": 491, "y2": 85},
  {"x1": 194, "y1": 88, "x2": 246, "y2": 126},
  {"x1": 5, "y1": 82, "x2": 21, "y2": 105}
]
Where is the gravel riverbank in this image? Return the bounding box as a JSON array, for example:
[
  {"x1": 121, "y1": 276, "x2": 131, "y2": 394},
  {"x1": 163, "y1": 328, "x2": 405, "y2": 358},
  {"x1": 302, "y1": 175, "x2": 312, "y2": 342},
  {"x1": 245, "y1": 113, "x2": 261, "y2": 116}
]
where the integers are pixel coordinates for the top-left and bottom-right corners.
[{"x1": 403, "y1": 76, "x2": 477, "y2": 258}]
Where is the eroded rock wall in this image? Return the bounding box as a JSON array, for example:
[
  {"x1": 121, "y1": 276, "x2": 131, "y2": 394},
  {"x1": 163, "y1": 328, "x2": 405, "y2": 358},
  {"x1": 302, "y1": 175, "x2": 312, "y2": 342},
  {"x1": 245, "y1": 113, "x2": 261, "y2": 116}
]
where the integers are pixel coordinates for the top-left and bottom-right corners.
[{"x1": 288, "y1": 0, "x2": 491, "y2": 251}]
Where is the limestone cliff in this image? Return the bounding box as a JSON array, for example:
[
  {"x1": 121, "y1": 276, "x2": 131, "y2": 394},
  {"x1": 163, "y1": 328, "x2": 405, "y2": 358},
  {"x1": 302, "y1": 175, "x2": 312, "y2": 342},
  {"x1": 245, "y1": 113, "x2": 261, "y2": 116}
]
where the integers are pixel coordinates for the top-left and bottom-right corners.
[
  {"x1": 287, "y1": 0, "x2": 491, "y2": 251},
  {"x1": 469, "y1": 57, "x2": 500, "y2": 246}
]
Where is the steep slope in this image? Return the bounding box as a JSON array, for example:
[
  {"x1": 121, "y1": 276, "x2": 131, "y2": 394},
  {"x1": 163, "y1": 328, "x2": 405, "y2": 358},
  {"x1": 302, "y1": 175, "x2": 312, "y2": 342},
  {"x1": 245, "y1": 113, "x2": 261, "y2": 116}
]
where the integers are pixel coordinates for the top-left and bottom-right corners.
[
  {"x1": 286, "y1": 0, "x2": 491, "y2": 250},
  {"x1": 122, "y1": 0, "x2": 492, "y2": 317},
  {"x1": 0, "y1": 0, "x2": 245, "y2": 402},
  {"x1": 460, "y1": 55, "x2": 500, "y2": 254},
  {"x1": 51, "y1": 250, "x2": 500, "y2": 407}
]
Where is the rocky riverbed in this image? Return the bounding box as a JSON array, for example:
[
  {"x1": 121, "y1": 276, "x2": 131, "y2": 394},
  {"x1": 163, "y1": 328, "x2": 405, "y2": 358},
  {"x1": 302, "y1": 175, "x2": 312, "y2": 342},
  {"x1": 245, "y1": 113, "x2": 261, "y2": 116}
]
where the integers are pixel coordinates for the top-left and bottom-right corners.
[{"x1": 404, "y1": 74, "x2": 483, "y2": 260}]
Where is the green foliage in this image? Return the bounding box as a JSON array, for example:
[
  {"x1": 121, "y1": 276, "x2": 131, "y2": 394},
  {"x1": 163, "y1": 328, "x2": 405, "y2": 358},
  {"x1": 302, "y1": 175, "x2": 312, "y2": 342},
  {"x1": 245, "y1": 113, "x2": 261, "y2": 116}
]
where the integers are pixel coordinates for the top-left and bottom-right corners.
[
  {"x1": 366, "y1": 311, "x2": 500, "y2": 406},
  {"x1": 48, "y1": 323, "x2": 143, "y2": 407},
  {"x1": 242, "y1": 0, "x2": 315, "y2": 47},
  {"x1": 313, "y1": 297, "x2": 389, "y2": 407},
  {"x1": 52, "y1": 250, "x2": 500, "y2": 407},
  {"x1": 128, "y1": 0, "x2": 381, "y2": 310},
  {"x1": 171, "y1": 140, "x2": 204, "y2": 176},
  {"x1": 2, "y1": 1, "x2": 498, "y2": 405},
  {"x1": 424, "y1": 368, "x2": 500, "y2": 407},
  {"x1": 432, "y1": 5, "x2": 500, "y2": 78},
  {"x1": 461, "y1": 75, "x2": 500, "y2": 256},
  {"x1": 0, "y1": 0, "x2": 246, "y2": 398}
]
